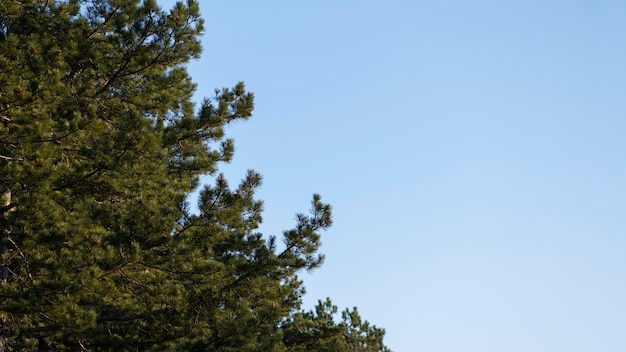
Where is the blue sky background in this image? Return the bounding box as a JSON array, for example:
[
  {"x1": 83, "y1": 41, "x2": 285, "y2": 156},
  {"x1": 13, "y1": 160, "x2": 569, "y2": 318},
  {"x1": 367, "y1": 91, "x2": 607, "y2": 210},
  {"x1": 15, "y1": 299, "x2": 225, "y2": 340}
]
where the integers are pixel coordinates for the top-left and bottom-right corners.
[{"x1": 159, "y1": 1, "x2": 626, "y2": 350}]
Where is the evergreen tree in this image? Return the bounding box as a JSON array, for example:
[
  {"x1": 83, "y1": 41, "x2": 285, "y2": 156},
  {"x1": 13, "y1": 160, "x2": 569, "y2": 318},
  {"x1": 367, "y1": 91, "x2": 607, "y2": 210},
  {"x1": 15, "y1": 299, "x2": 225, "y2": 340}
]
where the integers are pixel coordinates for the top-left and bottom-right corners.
[{"x1": 0, "y1": 1, "x2": 391, "y2": 350}]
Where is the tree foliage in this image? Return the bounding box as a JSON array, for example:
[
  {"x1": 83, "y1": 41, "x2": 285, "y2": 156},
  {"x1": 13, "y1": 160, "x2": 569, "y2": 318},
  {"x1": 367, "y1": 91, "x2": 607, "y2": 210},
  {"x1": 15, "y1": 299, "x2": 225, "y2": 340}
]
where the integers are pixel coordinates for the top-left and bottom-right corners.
[
  {"x1": 283, "y1": 299, "x2": 391, "y2": 352},
  {"x1": 0, "y1": 1, "x2": 391, "y2": 350}
]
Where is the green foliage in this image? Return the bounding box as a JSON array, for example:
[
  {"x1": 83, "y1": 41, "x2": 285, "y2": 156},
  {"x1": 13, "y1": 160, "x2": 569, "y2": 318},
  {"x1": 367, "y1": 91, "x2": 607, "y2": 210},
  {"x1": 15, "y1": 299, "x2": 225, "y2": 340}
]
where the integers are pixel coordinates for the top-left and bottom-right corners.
[
  {"x1": 283, "y1": 298, "x2": 391, "y2": 352},
  {"x1": 0, "y1": 1, "x2": 391, "y2": 350}
]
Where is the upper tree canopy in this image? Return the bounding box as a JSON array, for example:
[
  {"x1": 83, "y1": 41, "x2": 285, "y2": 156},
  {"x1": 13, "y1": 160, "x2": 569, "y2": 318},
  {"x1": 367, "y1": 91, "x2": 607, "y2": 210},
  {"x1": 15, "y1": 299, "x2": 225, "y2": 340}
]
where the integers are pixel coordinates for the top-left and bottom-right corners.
[{"x1": 0, "y1": 1, "x2": 391, "y2": 350}]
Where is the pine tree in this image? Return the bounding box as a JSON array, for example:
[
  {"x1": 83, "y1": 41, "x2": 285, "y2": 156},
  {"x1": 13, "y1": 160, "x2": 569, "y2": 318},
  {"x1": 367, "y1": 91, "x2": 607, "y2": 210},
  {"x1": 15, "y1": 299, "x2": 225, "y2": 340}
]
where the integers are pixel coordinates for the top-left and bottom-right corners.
[{"x1": 0, "y1": 1, "x2": 391, "y2": 350}]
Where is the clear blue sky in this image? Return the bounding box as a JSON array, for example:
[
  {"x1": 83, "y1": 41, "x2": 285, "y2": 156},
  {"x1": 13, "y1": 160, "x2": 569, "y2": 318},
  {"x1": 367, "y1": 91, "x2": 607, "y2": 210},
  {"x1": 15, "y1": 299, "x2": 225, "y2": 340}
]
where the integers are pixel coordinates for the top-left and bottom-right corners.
[{"x1": 160, "y1": 1, "x2": 626, "y2": 350}]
